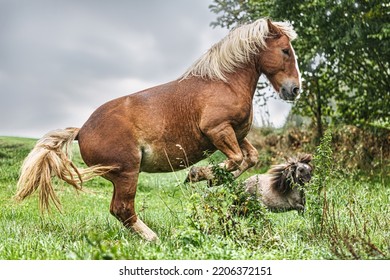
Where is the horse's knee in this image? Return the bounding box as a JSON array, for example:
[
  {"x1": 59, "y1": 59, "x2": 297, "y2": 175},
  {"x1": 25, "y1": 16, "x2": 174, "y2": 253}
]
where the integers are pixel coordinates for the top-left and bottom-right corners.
[{"x1": 225, "y1": 153, "x2": 244, "y2": 171}]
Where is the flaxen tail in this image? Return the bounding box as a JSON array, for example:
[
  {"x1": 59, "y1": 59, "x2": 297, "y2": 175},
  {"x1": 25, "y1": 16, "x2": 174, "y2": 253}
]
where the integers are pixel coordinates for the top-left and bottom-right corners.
[{"x1": 15, "y1": 127, "x2": 115, "y2": 211}]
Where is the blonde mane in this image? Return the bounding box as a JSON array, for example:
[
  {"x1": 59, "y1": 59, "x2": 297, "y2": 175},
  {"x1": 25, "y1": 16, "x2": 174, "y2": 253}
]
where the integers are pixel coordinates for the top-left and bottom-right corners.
[
  {"x1": 268, "y1": 154, "x2": 312, "y2": 193},
  {"x1": 180, "y1": 18, "x2": 297, "y2": 82}
]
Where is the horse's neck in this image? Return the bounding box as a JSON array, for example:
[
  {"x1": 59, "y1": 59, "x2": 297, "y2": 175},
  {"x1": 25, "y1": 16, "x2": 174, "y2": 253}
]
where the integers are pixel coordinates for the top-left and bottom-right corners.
[
  {"x1": 257, "y1": 175, "x2": 287, "y2": 204},
  {"x1": 225, "y1": 66, "x2": 261, "y2": 99}
]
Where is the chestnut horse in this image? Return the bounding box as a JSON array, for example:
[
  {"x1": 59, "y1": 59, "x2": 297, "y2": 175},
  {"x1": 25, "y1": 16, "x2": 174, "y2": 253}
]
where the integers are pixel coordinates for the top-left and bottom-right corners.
[{"x1": 16, "y1": 19, "x2": 301, "y2": 241}]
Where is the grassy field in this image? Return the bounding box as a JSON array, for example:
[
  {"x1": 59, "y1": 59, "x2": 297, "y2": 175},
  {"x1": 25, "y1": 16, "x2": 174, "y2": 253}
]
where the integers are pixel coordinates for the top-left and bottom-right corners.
[{"x1": 0, "y1": 134, "x2": 389, "y2": 260}]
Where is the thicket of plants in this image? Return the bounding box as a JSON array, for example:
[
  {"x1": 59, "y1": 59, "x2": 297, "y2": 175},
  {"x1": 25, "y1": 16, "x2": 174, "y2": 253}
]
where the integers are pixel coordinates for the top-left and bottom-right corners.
[
  {"x1": 170, "y1": 127, "x2": 389, "y2": 260},
  {"x1": 1, "y1": 122, "x2": 389, "y2": 260}
]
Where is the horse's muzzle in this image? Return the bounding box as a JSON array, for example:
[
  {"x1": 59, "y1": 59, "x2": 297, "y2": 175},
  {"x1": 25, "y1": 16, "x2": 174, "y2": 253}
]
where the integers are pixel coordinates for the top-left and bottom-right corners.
[{"x1": 280, "y1": 84, "x2": 300, "y2": 101}]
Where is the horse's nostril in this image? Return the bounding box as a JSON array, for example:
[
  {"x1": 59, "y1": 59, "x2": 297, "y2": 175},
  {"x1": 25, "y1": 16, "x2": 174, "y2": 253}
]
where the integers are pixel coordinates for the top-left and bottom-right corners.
[{"x1": 292, "y1": 87, "x2": 300, "y2": 96}]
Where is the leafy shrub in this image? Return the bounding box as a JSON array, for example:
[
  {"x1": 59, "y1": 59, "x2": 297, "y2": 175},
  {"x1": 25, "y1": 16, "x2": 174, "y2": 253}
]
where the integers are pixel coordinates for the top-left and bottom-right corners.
[{"x1": 175, "y1": 164, "x2": 272, "y2": 249}]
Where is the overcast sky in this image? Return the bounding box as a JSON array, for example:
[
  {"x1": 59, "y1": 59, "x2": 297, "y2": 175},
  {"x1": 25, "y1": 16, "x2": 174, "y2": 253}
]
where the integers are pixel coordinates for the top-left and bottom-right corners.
[{"x1": 0, "y1": 0, "x2": 291, "y2": 138}]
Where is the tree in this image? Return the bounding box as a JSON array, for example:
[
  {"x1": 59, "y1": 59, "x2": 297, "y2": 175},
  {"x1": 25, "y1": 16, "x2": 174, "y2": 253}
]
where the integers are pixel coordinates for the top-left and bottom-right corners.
[{"x1": 210, "y1": 0, "x2": 390, "y2": 139}]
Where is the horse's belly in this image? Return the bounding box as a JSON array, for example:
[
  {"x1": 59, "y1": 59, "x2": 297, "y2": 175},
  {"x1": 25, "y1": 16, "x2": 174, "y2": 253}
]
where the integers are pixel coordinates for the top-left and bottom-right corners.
[{"x1": 139, "y1": 140, "x2": 214, "y2": 173}]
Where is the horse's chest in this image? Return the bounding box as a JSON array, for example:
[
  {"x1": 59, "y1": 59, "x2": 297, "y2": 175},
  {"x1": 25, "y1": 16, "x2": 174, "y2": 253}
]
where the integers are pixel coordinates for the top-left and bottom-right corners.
[{"x1": 234, "y1": 111, "x2": 253, "y2": 141}]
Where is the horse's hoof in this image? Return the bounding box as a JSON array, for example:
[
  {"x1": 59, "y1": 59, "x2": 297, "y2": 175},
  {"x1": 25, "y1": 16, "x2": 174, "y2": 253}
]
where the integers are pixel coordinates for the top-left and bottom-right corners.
[
  {"x1": 184, "y1": 166, "x2": 199, "y2": 183},
  {"x1": 184, "y1": 176, "x2": 191, "y2": 184},
  {"x1": 131, "y1": 219, "x2": 159, "y2": 242}
]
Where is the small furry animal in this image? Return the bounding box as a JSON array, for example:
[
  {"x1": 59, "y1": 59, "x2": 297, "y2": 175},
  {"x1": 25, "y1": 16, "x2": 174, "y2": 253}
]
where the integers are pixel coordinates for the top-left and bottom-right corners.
[{"x1": 243, "y1": 154, "x2": 313, "y2": 213}]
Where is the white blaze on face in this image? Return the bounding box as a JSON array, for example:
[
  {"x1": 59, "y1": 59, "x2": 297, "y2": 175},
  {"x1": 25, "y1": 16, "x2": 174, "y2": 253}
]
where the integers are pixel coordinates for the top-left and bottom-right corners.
[{"x1": 289, "y1": 42, "x2": 302, "y2": 98}]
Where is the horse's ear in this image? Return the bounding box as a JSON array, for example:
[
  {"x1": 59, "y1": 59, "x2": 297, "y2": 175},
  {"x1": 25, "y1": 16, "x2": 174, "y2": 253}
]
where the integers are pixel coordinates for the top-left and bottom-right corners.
[
  {"x1": 300, "y1": 154, "x2": 312, "y2": 164},
  {"x1": 267, "y1": 19, "x2": 282, "y2": 38}
]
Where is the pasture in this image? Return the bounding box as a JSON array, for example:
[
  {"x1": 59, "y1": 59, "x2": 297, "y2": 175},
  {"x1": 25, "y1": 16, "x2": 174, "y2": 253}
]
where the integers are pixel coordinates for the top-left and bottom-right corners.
[{"x1": 0, "y1": 133, "x2": 389, "y2": 260}]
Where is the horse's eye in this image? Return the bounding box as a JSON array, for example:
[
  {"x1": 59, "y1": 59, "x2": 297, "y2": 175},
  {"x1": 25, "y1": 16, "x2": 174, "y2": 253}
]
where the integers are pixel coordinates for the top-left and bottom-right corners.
[{"x1": 282, "y1": 49, "x2": 290, "y2": 56}]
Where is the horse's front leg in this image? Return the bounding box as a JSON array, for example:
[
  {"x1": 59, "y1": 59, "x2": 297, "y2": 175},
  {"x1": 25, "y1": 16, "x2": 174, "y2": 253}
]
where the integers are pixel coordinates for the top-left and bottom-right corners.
[
  {"x1": 232, "y1": 138, "x2": 259, "y2": 178},
  {"x1": 185, "y1": 124, "x2": 249, "y2": 183}
]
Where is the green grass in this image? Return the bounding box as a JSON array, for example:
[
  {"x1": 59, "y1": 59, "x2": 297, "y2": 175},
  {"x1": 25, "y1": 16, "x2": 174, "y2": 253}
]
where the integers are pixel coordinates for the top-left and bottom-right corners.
[{"x1": 0, "y1": 135, "x2": 389, "y2": 260}]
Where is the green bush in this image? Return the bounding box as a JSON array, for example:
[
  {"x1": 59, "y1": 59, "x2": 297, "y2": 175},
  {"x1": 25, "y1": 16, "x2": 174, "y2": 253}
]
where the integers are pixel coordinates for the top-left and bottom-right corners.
[{"x1": 175, "y1": 163, "x2": 273, "y2": 250}]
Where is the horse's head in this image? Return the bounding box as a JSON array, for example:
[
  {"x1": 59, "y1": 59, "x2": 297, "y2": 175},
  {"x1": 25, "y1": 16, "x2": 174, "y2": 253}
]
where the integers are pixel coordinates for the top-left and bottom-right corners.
[
  {"x1": 269, "y1": 154, "x2": 312, "y2": 213},
  {"x1": 258, "y1": 20, "x2": 301, "y2": 101},
  {"x1": 294, "y1": 161, "x2": 312, "y2": 184}
]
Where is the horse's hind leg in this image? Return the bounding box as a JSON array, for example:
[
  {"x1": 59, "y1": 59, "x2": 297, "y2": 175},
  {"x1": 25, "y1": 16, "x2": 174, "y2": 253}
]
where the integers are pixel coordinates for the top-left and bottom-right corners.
[{"x1": 109, "y1": 168, "x2": 158, "y2": 242}]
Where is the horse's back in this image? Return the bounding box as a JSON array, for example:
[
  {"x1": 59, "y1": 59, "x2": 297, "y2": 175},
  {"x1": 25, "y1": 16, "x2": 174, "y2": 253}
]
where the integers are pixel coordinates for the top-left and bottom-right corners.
[{"x1": 243, "y1": 174, "x2": 270, "y2": 195}]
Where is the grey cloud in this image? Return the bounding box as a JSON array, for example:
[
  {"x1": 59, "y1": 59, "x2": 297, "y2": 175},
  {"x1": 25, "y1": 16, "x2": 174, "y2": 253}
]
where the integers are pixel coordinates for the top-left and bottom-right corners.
[
  {"x1": 0, "y1": 0, "x2": 290, "y2": 138},
  {"x1": 0, "y1": 0, "x2": 226, "y2": 137}
]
